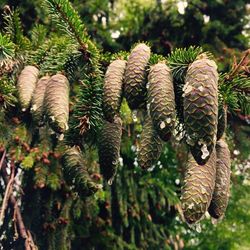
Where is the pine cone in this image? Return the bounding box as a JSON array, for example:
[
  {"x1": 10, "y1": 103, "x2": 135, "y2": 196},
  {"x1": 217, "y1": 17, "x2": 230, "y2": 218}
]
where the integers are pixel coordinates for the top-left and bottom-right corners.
[
  {"x1": 124, "y1": 43, "x2": 151, "y2": 110},
  {"x1": 184, "y1": 58, "x2": 218, "y2": 165},
  {"x1": 44, "y1": 74, "x2": 69, "y2": 134},
  {"x1": 217, "y1": 105, "x2": 227, "y2": 141},
  {"x1": 62, "y1": 147, "x2": 101, "y2": 196},
  {"x1": 208, "y1": 139, "x2": 231, "y2": 219},
  {"x1": 17, "y1": 65, "x2": 39, "y2": 111},
  {"x1": 31, "y1": 76, "x2": 50, "y2": 125},
  {"x1": 181, "y1": 150, "x2": 216, "y2": 224},
  {"x1": 98, "y1": 116, "x2": 123, "y2": 183},
  {"x1": 148, "y1": 62, "x2": 176, "y2": 141},
  {"x1": 103, "y1": 59, "x2": 126, "y2": 122},
  {"x1": 138, "y1": 115, "x2": 163, "y2": 170}
]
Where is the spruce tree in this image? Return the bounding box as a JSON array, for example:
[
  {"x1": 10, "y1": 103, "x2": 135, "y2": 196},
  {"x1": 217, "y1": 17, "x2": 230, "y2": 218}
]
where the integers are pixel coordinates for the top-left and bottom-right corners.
[{"x1": 0, "y1": 1, "x2": 249, "y2": 249}]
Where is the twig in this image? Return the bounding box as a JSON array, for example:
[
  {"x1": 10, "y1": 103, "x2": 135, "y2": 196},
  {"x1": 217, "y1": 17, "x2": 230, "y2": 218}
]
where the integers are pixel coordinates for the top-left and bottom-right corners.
[
  {"x1": 228, "y1": 49, "x2": 250, "y2": 79},
  {"x1": 1, "y1": 160, "x2": 38, "y2": 250},
  {"x1": 0, "y1": 150, "x2": 6, "y2": 171},
  {"x1": 0, "y1": 161, "x2": 15, "y2": 226}
]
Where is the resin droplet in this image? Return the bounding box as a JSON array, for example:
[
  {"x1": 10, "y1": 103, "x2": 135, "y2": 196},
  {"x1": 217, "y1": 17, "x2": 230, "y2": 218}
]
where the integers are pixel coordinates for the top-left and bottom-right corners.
[
  {"x1": 132, "y1": 111, "x2": 138, "y2": 122},
  {"x1": 160, "y1": 121, "x2": 166, "y2": 129},
  {"x1": 201, "y1": 144, "x2": 209, "y2": 159},
  {"x1": 166, "y1": 117, "x2": 171, "y2": 124},
  {"x1": 198, "y1": 86, "x2": 204, "y2": 92},
  {"x1": 108, "y1": 178, "x2": 114, "y2": 186}
]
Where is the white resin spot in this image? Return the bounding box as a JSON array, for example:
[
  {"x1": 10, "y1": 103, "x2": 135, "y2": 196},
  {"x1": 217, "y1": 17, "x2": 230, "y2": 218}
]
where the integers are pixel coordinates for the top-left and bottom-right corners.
[
  {"x1": 166, "y1": 117, "x2": 171, "y2": 124},
  {"x1": 195, "y1": 223, "x2": 202, "y2": 233},
  {"x1": 198, "y1": 139, "x2": 205, "y2": 146},
  {"x1": 183, "y1": 85, "x2": 193, "y2": 97},
  {"x1": 132, "y1": 111, "x2": 138, "y2": 122},
  {"x1": 198, "y1": 86, "x2": 204, "y2": 92},
  {"x1": 175, "y1": 179, "x2": 180, "y2": 185},
  {"x1": 201, "y1": 187, "x2": 206, "y2": 194},
  {"x1": 119, "y1": 157, "x2": 124, "y2": 166},
  {"x1": 58, "y1": 133, "x2": 64, "y2": 141},
  {"x1": 147, "y1": 103, "x2": 150, "y2": 111},
  {"x1": 31, "y1": 104, "x2": 37, "y2": 111},
  {"x1": 96, "y1": 184, "x2": 103, "y2": 189},
  {"x1": 188, "y1": 203, "x2": 194, "y2": 209},
  {"x1": 108, "y1": 178, "x2": 114, "y2": 186},
  {"x1": 201, "y1": 144, "x2": 209, "y2": 159},
  {"x1": 160, "y1": 121, "x2": 166, "y2": 129},
  {"x1": 131, "y1": 145, "x2": 137, "y2": 152}
]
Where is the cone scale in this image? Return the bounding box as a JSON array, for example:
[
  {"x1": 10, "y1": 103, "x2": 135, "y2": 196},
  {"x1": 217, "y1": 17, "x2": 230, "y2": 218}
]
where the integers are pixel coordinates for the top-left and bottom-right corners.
[
  {"x1": 98, "y1": 116, "x2": 123, "y2": 183},
  {"x1": 103, "y1": 59, "x2": 126, "y2": 122},
  {"x1": 31, "y1": 76, "x2": 50, "y2": 125},
  {"x1": 181, "y1": 150, "x2": 216, "y2": 224},
  {"x1": 17, "y1": 65, "x2": 39, "y2": 110},
  {"x1": 44, "y1": 74, "x2": 69, "y2": 134},
  {"x1": 148, "y1": 62, "x2": 176, "y2": 141},
  {"x1": 184, "y1": 58, "x2": 218, "y2": 165},
  {"x1": 124, "y1": 43, "x2": 151, "y2": 110},
  {"x1": 138, "y1": 115, "x2": 163, "y2": 170},
  {"x1": 62, "y1": 147, "x2": 101, "y2": 196},
  {"x1": 208, "y1": 139, "x2": 231, "y2": 219},
  {"x1": 217, "y1": 105, "x2": 227, "y2": 141}
]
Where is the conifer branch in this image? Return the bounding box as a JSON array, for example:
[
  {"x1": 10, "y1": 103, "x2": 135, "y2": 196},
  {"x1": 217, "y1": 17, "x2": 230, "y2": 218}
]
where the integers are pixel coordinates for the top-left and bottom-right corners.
[
  {"x1": 0, "y1": 33, "x2": 15, "y2": 61},
  {"x1": 2, "y1": 8, "x2": 29, "y2": 50},
  {"x1": 44, "y1": 0, "x2": 88, "y2": 50}
]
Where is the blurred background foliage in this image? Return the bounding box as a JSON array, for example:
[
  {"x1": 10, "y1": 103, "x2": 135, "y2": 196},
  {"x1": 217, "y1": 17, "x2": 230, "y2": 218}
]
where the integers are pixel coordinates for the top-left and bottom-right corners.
[{"x1": 0, "y1": 0, "x2": 249, "y2": 249}]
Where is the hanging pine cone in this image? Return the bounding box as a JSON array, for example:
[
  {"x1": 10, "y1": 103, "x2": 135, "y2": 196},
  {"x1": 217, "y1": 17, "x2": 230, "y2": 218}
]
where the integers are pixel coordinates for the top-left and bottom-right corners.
[
  {"x1": 62, "y1": 147, "x2": 102, "y2": 196},
  {"x1": 17, "y1": 65, "x2": 39, "y2": 111},
  {"x1": 98, "y1": 116, "x2": 123, "y2": 183},
  {"x1": 181, "y1": 150, "x2": 216, "y2": 224},
  {"x1": 124, "y1": 43, "x2": 151, "y2": 110},
  {"x1": 208, "y1": 139, "x2": 231, "y2": 219},
  {"x1": 103, "y1": 59, "x2": 127, "y2": 122},
  {"x1": 217, "y1": 104, "x2": 227, "y2": 141},
  {"x1": 148, "y1": 62, "x2": 176, "y2": 141},
  {"x1": 138, "y1": 115, "x2": 163, "y2": 170},
  {"x1": 183, "y1": 57, "x2": 218, "y2": 165},
  {"x1": 31, "y1": 76, "x2": 50, "y2": 125},
  {"x1": 44, "y1": 74, "x2": 69, "y2": 134}
]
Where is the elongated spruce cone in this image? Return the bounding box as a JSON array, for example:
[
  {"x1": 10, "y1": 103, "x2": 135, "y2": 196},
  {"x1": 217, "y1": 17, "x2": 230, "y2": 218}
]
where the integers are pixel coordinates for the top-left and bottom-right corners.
[
  {"x1": 208, "y1": 139, "x2": 231, "y2": 219},
  {"x1": 17, "y1": 65, "x2": 39, "y2": 111},
  {"x1": 44, "y1": 74, "x2": 69, "y2": 134},
  {"x1": 124, "y1": 43, "x2": 151, "y2": 110},
  {"x1": 181, "y1": 150, "x2": 216, "y2": 224},
  {"x1": 103, "y1": 59, "x2": 126, "y2": 122},
  {"x1": 31, "y1": 76, "x2": 50, "y2": 125},
  {"x1": 148, "y1": 62, "x2": 176, "y2": 141},
  {"x1": 138, "y1": 115, "x2": 163, "y2": 170},
  {"x1": 62, "y1": 147, "x2": 102, "y2": 196},
  {"x1": 184, "y1": 58, "x2": 218, "y2": 165},
  {"x1": 217, "y1": 105, "x2": 227, "y2": 141},
  {"x1": 98, "y1": 116, "x2": 122, "y2": 183}
]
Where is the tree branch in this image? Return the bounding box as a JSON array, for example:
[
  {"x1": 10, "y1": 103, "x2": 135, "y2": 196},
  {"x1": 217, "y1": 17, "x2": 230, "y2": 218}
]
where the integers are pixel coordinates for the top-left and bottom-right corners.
[
  {"x1": 0, "y1": 160, "x2": 15, "y2": 226},
  {"x1": 0, "y1": 160, "x2": 37, "y2": 250},
  {"x1": 0, "y1": 150, "x2": 6, "y2": 171}
]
